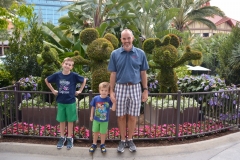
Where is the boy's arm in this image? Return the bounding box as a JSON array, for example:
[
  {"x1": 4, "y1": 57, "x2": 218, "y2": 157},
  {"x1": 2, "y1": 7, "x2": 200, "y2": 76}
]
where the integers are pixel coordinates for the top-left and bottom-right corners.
[
  {"x1": 90, "y1": 106, "x2": 94, "y2": 121},
  {"x1": 45, "y1": 78, "x2": 58, "y2": 96},
  {"x1": 76, "y1": 78, "x2": 87, "y2": 95}
]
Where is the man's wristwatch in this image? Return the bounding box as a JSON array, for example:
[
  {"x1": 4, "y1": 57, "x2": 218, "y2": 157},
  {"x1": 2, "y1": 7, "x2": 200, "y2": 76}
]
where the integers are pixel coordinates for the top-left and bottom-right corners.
[{"x1": 143, "y1": 88, "x2": 148, "y2": 91}]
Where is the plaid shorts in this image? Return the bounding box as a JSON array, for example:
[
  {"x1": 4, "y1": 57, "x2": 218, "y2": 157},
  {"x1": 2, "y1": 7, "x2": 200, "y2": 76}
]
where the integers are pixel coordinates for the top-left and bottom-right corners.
[{"x1": 115, "y1": 83, "x2": 142, "y2": 116}]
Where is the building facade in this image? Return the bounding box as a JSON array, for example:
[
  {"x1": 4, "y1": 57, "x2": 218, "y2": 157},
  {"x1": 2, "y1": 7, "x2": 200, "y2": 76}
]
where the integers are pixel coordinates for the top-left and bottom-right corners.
[
  {"x1": 0, "y1": 0, "x2": 76, "y2": 56},
  {"x1": 26, "y1": 0, "x2": 75, "y2": 25},
  {"x1": 186, "y1": 2, "x2": 239, "y2": 37}
]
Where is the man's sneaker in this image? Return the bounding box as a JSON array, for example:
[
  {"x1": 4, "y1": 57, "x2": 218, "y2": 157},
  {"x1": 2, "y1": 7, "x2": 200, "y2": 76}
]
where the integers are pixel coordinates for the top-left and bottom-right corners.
[
  {"x1": 66, "y1": 137, "x2": 73, "y2": 150},
  {"x1": 125, "y1": 141, "x2": 129, "y2": 148},
  {"x1": 100, "y1": 144, "x2": 107, "y2": 153},
  {"x1": 128, "y1": 140, "x2": 136, "y2": 152},
  {"x1": 89, "y1": 144, "x2": 97, "y2": 153},
  {"x1": 57, "y1": 137, "x2": 66, "y2": 149},
  {"x1": 117, "y1": 141, "x2": 125, "y2": 153}
]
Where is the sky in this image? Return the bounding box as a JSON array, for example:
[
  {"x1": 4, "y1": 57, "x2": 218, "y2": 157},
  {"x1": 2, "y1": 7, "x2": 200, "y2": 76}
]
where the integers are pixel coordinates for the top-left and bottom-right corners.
[{"x1": 210, "y1": 0, "x2": 240, "y2": 21}]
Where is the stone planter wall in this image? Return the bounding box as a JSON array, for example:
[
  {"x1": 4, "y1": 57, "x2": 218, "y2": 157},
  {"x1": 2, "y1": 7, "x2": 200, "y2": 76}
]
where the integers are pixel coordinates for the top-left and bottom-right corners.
[{"x1": 144, "y1": 104, "x2": 199, "y2": 125}]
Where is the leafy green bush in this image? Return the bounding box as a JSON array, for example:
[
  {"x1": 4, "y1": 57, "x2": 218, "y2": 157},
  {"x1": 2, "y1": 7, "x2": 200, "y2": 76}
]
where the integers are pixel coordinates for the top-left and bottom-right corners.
[
  {"x1": 79, "y1": 96, "x2": 89, "y2": 109},
  {"x1": 18, "y1": 95, "x2": 57, "y2": 110},
  {"x1": 147, "y1": 95, "x2": 199, "y2": 112},
  {"x1": 0, "y1": 69, "x2": 12, "y2": 87},
  {"x1": 177, "y1": 74, "x2": 226, "y2": 92}
]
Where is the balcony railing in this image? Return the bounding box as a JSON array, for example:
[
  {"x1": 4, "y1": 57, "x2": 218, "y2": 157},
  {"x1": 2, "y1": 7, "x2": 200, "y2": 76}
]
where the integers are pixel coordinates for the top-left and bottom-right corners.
[{"x1": 1, "y1": 83, "x2": 239, "y2": 141}]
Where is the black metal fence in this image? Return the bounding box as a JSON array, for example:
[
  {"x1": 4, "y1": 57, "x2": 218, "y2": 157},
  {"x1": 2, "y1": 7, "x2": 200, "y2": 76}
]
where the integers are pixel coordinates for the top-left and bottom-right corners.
[{"x1": 1, "y1": 83, "x2": 239, "y2": 141}]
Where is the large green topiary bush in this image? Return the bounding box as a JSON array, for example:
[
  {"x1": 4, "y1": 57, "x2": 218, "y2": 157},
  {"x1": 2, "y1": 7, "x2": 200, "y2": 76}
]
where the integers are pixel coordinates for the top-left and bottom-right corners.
[
  {"x1": 73, "y1": 28, "x2": 119, "y2": 92},
  {"x1": 143, "y1": 34, "x2": 202, "y2": 94}
]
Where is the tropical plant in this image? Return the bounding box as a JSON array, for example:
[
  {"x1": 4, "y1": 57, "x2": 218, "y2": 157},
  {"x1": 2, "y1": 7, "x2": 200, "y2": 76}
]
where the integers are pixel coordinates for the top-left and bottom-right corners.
[
  {"x1": 130, "y1": 0, "x2": 180, "y2": 39},
  {"x1": 190, "y1": 33, "x2": 228, "y2": 74},
  {"x1": 161, "y1": 0, "x2": 225, "y2": 32},
  {"x1": 217, "y1": 24, "x2": 240, "y2": 85}
]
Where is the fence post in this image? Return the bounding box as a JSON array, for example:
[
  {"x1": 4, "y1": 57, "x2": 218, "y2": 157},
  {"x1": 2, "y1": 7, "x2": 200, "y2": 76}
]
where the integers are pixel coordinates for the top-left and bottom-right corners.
[
  {"x1": 0, "y1": 93, "x2": 2, "y2": 138},
  {"x1": 175, "y1": 90, "x2": 182, "y2": 140},
  {"x1": 89, "y1": 90, "x2": 93, "y2": 142},
  {"x1": 14, "y1": 82, "x2": 21, "y2": 123},
  {"x1": 237, "y1": 89, "x2": 240, "y2": 128}
]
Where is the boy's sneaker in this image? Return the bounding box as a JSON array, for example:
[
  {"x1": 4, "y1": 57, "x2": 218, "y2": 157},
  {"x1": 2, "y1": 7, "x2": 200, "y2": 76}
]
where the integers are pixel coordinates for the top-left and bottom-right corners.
[
  {"x1": 117, "y1": 141, "x2": 125, "y2": 153},
  {"x1": 66, "y1": 137, "x2": 73, "y2": 150},
  {"x1": 89, "y1": 144, "x2": 97, "y2": 153},
  {"x1": 128, "y1": 140, "x2": 136, "y2": 152},
  {"x1": 100, "y1": 144, "x2": 107, "y2": 153},
  {"x1": 57, "y1": 137, "x2": 66, "y2": 149}
]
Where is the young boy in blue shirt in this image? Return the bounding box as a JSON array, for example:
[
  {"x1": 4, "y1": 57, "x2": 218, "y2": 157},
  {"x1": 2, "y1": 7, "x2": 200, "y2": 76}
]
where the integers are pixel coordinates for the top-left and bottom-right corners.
[
  {"x1": 45, "y1": 57, "x2": 86, "y2": 149},
  {"x1": 89, "y1": 82, "x2": 116, "y2": 153}
]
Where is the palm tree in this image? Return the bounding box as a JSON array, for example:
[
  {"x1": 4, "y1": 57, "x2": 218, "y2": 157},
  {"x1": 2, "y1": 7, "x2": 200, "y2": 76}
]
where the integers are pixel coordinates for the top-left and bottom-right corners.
[
  {"x1": 162, "y1": 0, "x2": 225, "y2": 32},
  {"x1": 130, "y1": 0, "x2": 180, "y2": 39},
  {"x1": 57, "y1": 0, "x2": 136, "y2": 37}
]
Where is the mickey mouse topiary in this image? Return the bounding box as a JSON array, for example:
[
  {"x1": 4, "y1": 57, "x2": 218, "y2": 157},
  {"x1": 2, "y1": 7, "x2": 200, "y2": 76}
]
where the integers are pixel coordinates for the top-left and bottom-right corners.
[
  {"x1": 143, "y1": 34, "x2": 202, "y2": 94},
  {"x1": 73, "y1": 28, "x2": 119, "y2": 92}
]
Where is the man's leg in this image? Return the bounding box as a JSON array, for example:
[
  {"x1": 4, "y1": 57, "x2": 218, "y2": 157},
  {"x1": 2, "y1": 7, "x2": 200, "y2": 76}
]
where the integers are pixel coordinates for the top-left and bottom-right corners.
[
  {"x1": 118, "y1": 115, "x2": 126, "y2": 140},
  {"x1": 127, "y1": 115, "x2": 136, "y2": 139},
  {"x1": 117, "y1": 115, "x2": 126, "y2": 153},
  {"x1": 127, "y1": 115, "x2": 137, "y2": 152}
]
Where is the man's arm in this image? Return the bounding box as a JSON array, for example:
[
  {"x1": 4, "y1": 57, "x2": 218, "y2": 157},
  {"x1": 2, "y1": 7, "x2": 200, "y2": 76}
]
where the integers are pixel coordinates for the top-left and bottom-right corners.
[
  {"x1": 109, "y1": 72, "x2": 116, "y2": 103},
  {"x1": 141, "y1": 70, "x2": 148, "y2": 102}
]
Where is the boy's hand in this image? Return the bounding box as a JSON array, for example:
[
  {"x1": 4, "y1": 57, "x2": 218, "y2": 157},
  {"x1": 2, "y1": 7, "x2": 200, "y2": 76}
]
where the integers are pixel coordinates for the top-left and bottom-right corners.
[
  {"x1": 52, "y1": 90, "x2": 58, "y2": 96},
  {"x1": 90, "y1": 116, "x2": 93, "y2": 121},
  {"x1": 75, "y1": 91, "x2": 82, "y2": 96}
]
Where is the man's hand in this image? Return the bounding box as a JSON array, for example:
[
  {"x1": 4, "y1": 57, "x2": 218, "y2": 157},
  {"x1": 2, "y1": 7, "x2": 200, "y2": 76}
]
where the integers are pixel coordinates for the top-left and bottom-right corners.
[
  {"x1": 141, "y1": 90, "x2": 148, "y2": 102},
  {"x1": 110, "y1": 92, "x2": 116, "y2": 103}
]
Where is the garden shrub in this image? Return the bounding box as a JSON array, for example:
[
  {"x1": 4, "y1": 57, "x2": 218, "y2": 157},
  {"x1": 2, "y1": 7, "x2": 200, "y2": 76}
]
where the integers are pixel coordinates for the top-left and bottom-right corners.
[
  {"x1": 0, "y1": 69, "x2": 12, "y2": 87},
  {"x1": 73, "y1": 28, "x2": 119, "y2": 92},
  {"x1": 143, "y1": 34, "x2": 202, "y2": 94}
]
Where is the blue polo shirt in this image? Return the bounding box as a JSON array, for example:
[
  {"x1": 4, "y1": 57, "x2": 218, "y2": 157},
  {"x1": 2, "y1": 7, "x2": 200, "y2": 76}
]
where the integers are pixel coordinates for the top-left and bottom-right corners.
[{"x1": 108, "y1": 46, "x2": 149, "y2": 84}]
